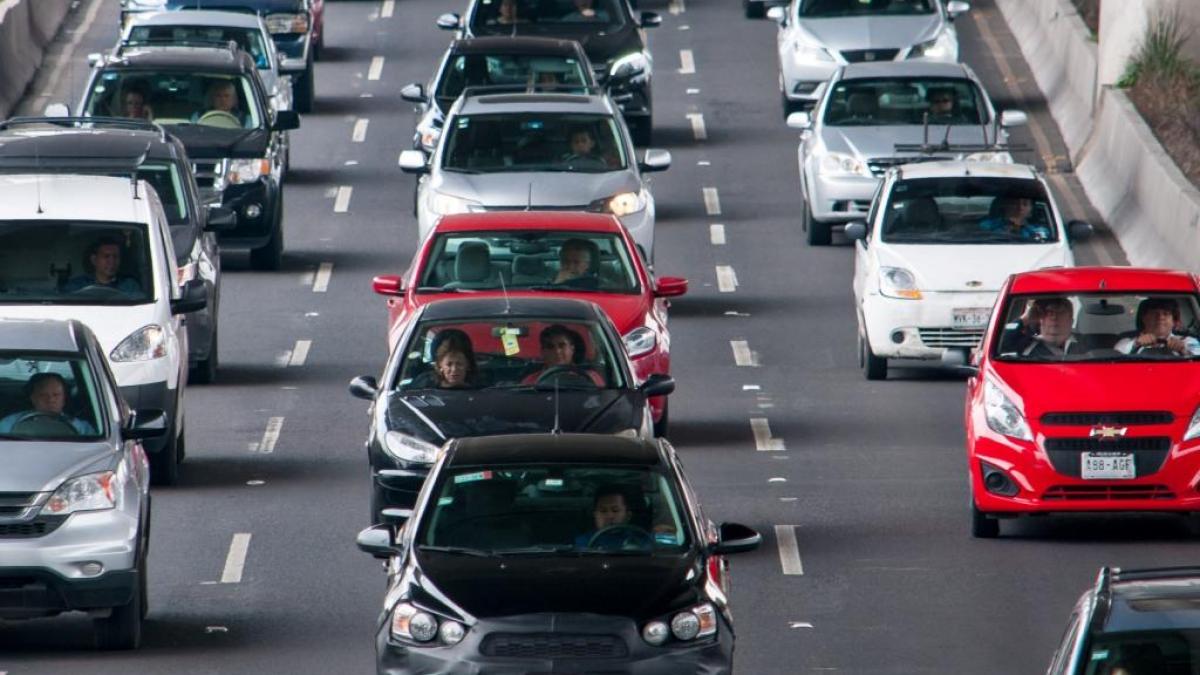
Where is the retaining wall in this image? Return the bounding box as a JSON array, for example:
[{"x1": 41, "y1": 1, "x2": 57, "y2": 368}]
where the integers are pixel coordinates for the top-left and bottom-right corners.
[{"x1": 0, "y1": 0, "x2": 73, "y2": 119}]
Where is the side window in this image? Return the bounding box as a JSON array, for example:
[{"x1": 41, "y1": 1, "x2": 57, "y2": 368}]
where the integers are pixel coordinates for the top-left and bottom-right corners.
[
  {"x1": 1047, "y1": 612, "x2": 1082, "y2": 675},
  {"x1": 150, "y1": 196, "x2": 180, "y2": 300}
]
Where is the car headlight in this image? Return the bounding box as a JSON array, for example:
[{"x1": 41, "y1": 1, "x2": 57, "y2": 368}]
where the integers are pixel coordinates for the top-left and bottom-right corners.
[
  {"x1": 110, "y1": 324, "x2": 167, "y2": 362},
  {"x1": 817, "y1": 152, "x2": 871, "y2": 178},
  {"x1": 1184, "y1": 406, "x2": 1200, "y2": 441},
  {"x1": 965, "y1": 151, "x2": 1013, "y2": 163},
  {"x1": 792, "y1": 40, "x2": 835, "y2": 64},
  {"x1": 610, "y1": 51, "x2": 651, "y2": 80},
  {"x1": 428, "y1": 192, "x2": 482, "y2": 217},
  {"x1": 878, "y1": 267, "x2": 922, "y2": 300},
  {"x1": 908, "y1": 31, "x2": 956, "y2": 61},
  {"x1": 623, "y1": 327, "x2": 657, "y2": 358},
  {"x1": 226, "y1": 158, "x2": 272, "y2": 185},
  {"x1": 390, "y1": 602, "x2": 467, "y2": 645},
  {"x1": 41, "y1": 472, "x2": 118, "y2": 515},
  {"x1": 984, "y1": 377, "x2": 1032, "y2": 441},
  {"x1": 588, "y1": 190, "x2": 646, "y2": 217},
  {"x1": 265, "y1": 12, "x2": 310, "y2": 34},
  {"x1": 383, "y1": 431, "x2": 439, "y2": 463}
]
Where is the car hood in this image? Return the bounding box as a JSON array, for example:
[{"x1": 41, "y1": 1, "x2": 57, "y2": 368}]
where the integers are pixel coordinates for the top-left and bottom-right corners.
[
  {"x1": 0, "y1": 441, "x2": 115, "y2": 493},
  {"x1": 161, "y1": 125, "x2": 271, "y2": 160},
  {"x1": 876, "y1": 243, "x2": 1069, "y2": 292},
  {"x1": 413, "y1": 291, "x2": 650, "y2": 334},
  {"x1": 991, "y1": 362, "x2": 1200, "y2": 419},
  {"x1": 385, "y1": 389, "x2": 644, "y2": 442},
  {"x1": 800, "y1": 14, "x2": 940, "y2": 51},
  {"x1": 434, "y1": 170, "x2": 638, "y2": 208},
  {"x1": 473, "y1": 22, "x2": 638, "y2": 65},
  {"x1": 0, "y1": 304, "x2": 161, "y2": 352},
  {"x1": 413, "y1": 551, "x2": 701, "y2": 619},
  {"x1": 820, "y1": 125, "x2": 997, "y2": 159}
]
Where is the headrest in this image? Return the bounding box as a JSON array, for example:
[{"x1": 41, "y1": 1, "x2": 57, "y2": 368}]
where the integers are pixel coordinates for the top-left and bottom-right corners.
[
  {"x1": 455, "y1": 241, "x2": 492, "y2": 282},
  {"x1": 512, "y1": 254, "x2": 546, "y2": 277}
]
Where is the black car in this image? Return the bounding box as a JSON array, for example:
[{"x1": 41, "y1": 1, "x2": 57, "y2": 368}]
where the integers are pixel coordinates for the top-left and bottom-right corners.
[
  {"x1": 73, "y1": 42, "x2": 300, "y2": 270},
  {"x1": 0, "y1": 117, "x2": 234, "y2": 382},
  {"x1": 437, "y1": 0, "x2": 661, "y2": 144},
  {"x1": 1047, "y1": 566, "x2": 1200, "y2": 674},
  {"x1": 356, "y1": 433, "x2": 761, "y2": 674},
  {"x1": 347, "y1": 296, "x2": 675, "y2": 518}
]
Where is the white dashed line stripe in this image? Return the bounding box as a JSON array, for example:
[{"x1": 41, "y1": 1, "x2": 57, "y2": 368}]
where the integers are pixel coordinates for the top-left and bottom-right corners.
[
  {"x1": 679, "y1": 49, "x2": 695, "y2": 74},
  {"x1": 288, "y1": 340, "x2": 312, "y2": 367},
  {"x1": 334, "y1": 186, "x2": 353, "y2": 213},
  {"x1": 313, "y1": 262, "x2": 333, "y2": 293},
  {"x1": 702, "y1": 187, "x2": 721, "y2": 215},
  {"x1": 751, "y1": 417, "x2": 785, "y2": 451},
  {"x1": 252, "y1": 417, "x2": 285, "y2": 454},
  {"x1": 687, "y1": 113, "x2": 707, "y2": 141},
  {"x1": 731, "y1": 340, "x2": 757, "y2": 366},
  {"x1": 668, "y1": 0, "x2": 685, "y2": 14},
  {"x1": 716, "y1": 265, "x2": 738, "y2": 293},
  {"x1": 775, "y1": 525, "x2": 804, "y2": 575},
  {"x1": 220, "y1": 533, "x2": 252, "y2": 584},
  {"x1": 368, "y1": 56, "x2": 385, "y2": 81},
  {"x1": 352, "y1": 118, "x2": 369, "y2": 143},
  {"x1": 381, "y1": 0, "x2": 395, "y2": 17},
  {"x1": 709, "y1": 223, "x2": 726, "y2": 245}
]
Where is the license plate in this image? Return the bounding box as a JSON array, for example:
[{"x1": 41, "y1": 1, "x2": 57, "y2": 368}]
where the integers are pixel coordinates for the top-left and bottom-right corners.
[
  {"x1": 952, "y1": 307, "x2": 991, "y2": 328},
  {"x1": 1081, "y1": 452, "x2": 1136, "y2": 480}
]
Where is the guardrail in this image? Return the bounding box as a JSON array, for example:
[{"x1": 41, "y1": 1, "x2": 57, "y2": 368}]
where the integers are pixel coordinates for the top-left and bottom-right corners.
[{"x1": 0, "y1": 0, "x2": 72, "y2": 119}]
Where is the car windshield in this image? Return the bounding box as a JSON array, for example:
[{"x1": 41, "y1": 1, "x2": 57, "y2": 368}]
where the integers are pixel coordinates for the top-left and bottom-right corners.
[
  {"x1": 0, "y1": 353, "x2": 104, "y2": 441},
  {"x1": 418, "y1": 464, "x2": 689, "y2": 555},
  {"x1": 824, "y1": 77, "x2": 985, "y2": 126},
  {"x1": 84, "y1": 70, "x2": 263, "y2": 130},
  {"x1": 420, "y1": 231, "x2": 640, "y2": 293},
  {"x1": 125, "y1": 25, "x2": 272, "y2": 69},
  {"x1": 436, "y1": 53, "x2": 590, "y2": 107},
  {"x1": 0, "y1": 220, "x2": 155, "y2": 305},
  {"x1": 993, "y1": 293, "x2": 1200, "y2": 362},
  {"x1": 442, "y1": 112, "x2": 626, "y2": 173},
  {"x1": 395, "y1": 318, "x2": 625, "y2": 390},
  {"x1": 1082, "y1": 628, "x2": 1200, "y2": 675},
  {"x1": 881, "y1": 177, "x2": 1058, "y2": 244},
  {"x1": 799, "y1": 0, "x2": 935, "y2": 17},
  {"x1": 470, "y1": 0, "x2": 627, "y2": 30}
]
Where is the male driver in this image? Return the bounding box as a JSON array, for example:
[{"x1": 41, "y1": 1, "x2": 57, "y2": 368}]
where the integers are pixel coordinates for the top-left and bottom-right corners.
[
  {"x1": 1114, "y1": 297, "x2": 1200, "y2": 356},
  {"x1": 63, "y1": 236, "x2": 142, "y2": 294},
  {"x1": 0, "y1": 373, "x2": 96, "y2": 435}
]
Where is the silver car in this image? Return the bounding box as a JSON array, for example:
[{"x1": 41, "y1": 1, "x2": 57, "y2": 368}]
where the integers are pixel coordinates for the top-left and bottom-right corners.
[
  {"x1": 769, "y1": 0, "x2": 970, "y2": 115},
  {"x1": 400, "y1": 88, "x2": 670, "y2": 260},
  {"x1": 788, "y1": 61, "x2": 1026, "y2": 245},
  {"x1": 0, "y1": 318, "x2": 165, "y2": 649}
]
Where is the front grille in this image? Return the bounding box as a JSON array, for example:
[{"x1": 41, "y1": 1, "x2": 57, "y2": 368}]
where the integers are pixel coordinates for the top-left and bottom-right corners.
[
  {"x1": 0, "y1": 492, "x2": 41, "y2": 517},
  {"x1": 0, "y1": 576, "x2": 37, "y2": 590},
  {"x1": 1041, "y1": 411, "x2": 1175, "y2": 426},
  {"x1": 0, "y1": 519, "x2": 64, "y2": 539},
  {"x1": 917, "y1": 327, "x2": 985, "y2": 348},
  {"x1": 481, "y1": 633, "x2": 627, "y2": 659},
  {"x1": 841, "y1": 48, "x2": 899, "y2": 63},
  {"x1": 1044, "y1": 437, "x2": 1171, "y2": 478},
  {"x1": 866, "y1": 155, "x2": 952, "y2": 177},
  {"x1": 192, "y1": 160, "x2": 221, "y2": 189},
  {"x1": 1042, "y1": 484, "x2": 1175, "y2": 501}
]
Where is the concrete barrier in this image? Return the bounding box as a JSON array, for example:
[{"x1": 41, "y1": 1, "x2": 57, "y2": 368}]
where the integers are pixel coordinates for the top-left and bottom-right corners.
[
  {"x1": 0, "y1": 0, "x2": 73, "y2": 119},
  {"x1": 28, "y1": 0, "x2": 71, "y2": 48}
]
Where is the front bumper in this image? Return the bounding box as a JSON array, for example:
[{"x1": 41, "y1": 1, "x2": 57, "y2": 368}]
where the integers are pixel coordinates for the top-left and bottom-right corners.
[
  {"x1": 216, "y1": 178, "x2": 282, "y2": 250},
  {"x1": 372, "y1": 464, "x2": 432, "y2": 511},
  {"x1": 861, "y1": 291, "x2": 996, "y2": 359},
  {"x1": 804, "y1": 166, "x2": 879, "y2": 223},
  {"x1": 119, "y1": 380, "x2": 177, "y2": 455},
  {"x1": 185, "y1": 285, "x2": 217, "y2": 365},
  {"x1": 608, "y1": 78, "x2": 652, "y2": 119},
  {"x1": 780, "y1": 60, "x2": 836, "y2": 105},
  {"x1": 274, "y1": 34, "x2": 312, "y2": 73}
]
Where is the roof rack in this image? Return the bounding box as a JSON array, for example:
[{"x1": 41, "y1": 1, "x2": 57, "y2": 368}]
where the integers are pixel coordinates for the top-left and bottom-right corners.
[
  {"x1": 1086, "y1": 566, "x2": 1115, "y2": 636},
  {"x1": 1109, "y1": 566, "x2": 1200, "y2": 581},
  {"x1": 459, "y1": 83, "x2": 603, "y2": 99},
  {"x1": 893, "y1": 112, "x2": 1028, "y2": 157},
  {"x1": 117, "y1": 37, "x2": 245, "y2": 55},
  {"x1": 0, "y1": 116, "x2": 169, "y2": 141}
]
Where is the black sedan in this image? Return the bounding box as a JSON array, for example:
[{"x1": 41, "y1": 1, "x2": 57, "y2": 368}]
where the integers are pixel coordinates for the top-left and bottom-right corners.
[
  {"x1": 356, "y1": 433, "x2": 761, "y2": 674},
  {"x1": 348, "y1": 297, "x2": 674, "y2": 520}
]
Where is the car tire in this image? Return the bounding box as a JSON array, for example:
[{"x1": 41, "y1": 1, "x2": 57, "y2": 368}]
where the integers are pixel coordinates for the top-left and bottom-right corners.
[
  {"x1": 744, "y1": 0, "x2": 765, "y2": 18},
  {"x1": 94, "y1": 554, "x2": 144, "y2": 650},
  {"x1": 249, "y1": 198, "x2": 284, "y2": 271},
  {"x1": 295, "y1": 65, "x2": 315, "y2": 114},
  {"x1": 630, "y1": 118, "x2": 652, "y2": 147},
  {"x1": 653, "y1": 399, "x2": 669, "y2": 438},
  {"x1": 190, "y1": 326, "x2": 218, "y2": 384},
  {"x1": 862, "y1": 334, "x2": 887, "y2": 381},
  {"x1": 804, "y1": 200, "x2": 831, "y2": 246},
  {"x1": 149, "y1": 425, "x2": 180, "y2": 487},
  {"x1": 971, "y1": 502, "x2": 1000, "y2": 539}
]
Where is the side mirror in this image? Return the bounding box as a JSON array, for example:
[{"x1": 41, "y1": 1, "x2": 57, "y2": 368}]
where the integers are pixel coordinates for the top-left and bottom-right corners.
[
  {"x1": 712, "y1": 522, "x2": 761, "y2": 555},
  {"x1": 766, "y1": 6, "x2": 786, "y2": 23},
  {"x1": 87, "y1": 53, "x2": 104, "y2": 67},
  {"x1": 122, "y1": 408, "x2": 168, "y2": 440},
  {"x1": 205, "y1": 205, "x2": 237, "y2": 232},
  {"x1": 640, "y1": 373, "x2": 675, "y2": 397},
  {"x1": 1067, "y1": 220, "x2": 1094, "y2": 241},
  {"x1": 999, "y1": 110, "x2": 1027, "y2": 128},
  {"x1": 399, "y1": 150, "x2": 430, "y2": 174},
  {"x1": 940, "y1": 348, "x2": 980, "y2": 376},
  {"x1": 273, "y1": 110, "x2": 301, "y2": 131},
  {"x1": 372, "y1": 274, "x2": 405, "y2": 296},
  {"x1": 640, "y1": 11, "x2": 661, "y2": 27},
  {"x1": 435, "y1": 12, "x2": 461, "y2": 30},
  {"x1": 44, "y1": 102, "x2": 71, "y2": 117},
  {"x1": 381, "y1": 508, "x2": 414, "y2": 526},
  {"x1": 348, "y1": 375, "x2": 379, "y2": 401},
  {"x1": 654, "y1": 276, "x2": 688, "y2": 298},
  {"x1": 400, "y1": 83, "x2": 428, "y2": 104},
  {"x1": 356, "y1": 524, "x2": 398, "y2": 559},
  {"x1": 638, "y1": 148, "x2": 671, "y2": 173},
  {"x1": 171, "y1": 278, "x2": 207, "y2": 315},
  {"x1": 844, "y1": 220, "x2": 867, "y2": 241},
  {"x1": 945, "y1": 0, "x2": 970, "y2": 19},
  {"x1": 786, "y1": 111, "x2": 812, "y2": 130}
]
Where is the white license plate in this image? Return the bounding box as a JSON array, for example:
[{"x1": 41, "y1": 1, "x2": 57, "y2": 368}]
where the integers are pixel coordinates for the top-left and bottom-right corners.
[
  {"x1": 1081, "y1": 452, "x2": 1136, "y2": 480},
  {"x1": 952, "y1": 307, "x2": 991, "y2": 328}
]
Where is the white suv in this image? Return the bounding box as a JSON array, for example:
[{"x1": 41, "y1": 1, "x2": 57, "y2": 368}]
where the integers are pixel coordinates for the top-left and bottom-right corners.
[{"x1": 0, "y1": 174, "x2": 207, "y2": 483}]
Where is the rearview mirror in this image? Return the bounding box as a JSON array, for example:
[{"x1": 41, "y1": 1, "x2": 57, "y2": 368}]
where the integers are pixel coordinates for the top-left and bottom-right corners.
[
  {"x1": 436, "y1": 12, "x2": 461, "y2": 30},
  {"x1": 348, "y1": 375, "x2": 379, "y2": 401},
  {"x1": 640, "y1": 373, "x2": 675, "y2": 397},
  {"x1": 171, "y1": 279, "x2": 207, "y2": 315},
  {"x1": 398, "y1": 150, "x2": 430, "y2": 174},
  {"x1": 946, "y1": 0, "x2": 970, "y2": 19},
  {"x1": 372, "y1": 274, "x2": 405, "y2": 296},
  {"x1": 205, "y1": 205, "x2": 237, "y2": 232},
  {"x1": 999, "y1": 110, "x2": 1027, "y2": 128},
  {"x1": 400, "y1": 83, "x2": 428, "y2": 104},
  {"x1": 654, "y1": 276, "x2": 688, "y2": 298},
  {"x1": 786, "y1": 111, "x2": 812, "y2": 130},
  {"x1": 640, "y1": 11, "x2": 661, "y2": 27},
  {"x1": 273, "y1": 110, "x2": 301, "y2": 131},
  {"x1": 843, "y1": 220, "x2": 867, "y2": 241},
  {"x1": 1067, "y1": 220, "x2": 1093, "y2": 241},
  {"x1": 766, "y1": 6, "x2": 786, "y2": 23},
  {"x1": 639, "y1": 148, "x2": 671, "y2": 173},
  {"x1": 712, "y1": 522, "x2": 761, "y2": 554},
  {"x1": 122, "y1": 408, "x2": 168, "y2": 440},
  {"x1": 356, "y1": 524, "x2": 398, "y2": 559},
  {"x1": 87, "y1": 53, "x2": 104, "y2": 67}
]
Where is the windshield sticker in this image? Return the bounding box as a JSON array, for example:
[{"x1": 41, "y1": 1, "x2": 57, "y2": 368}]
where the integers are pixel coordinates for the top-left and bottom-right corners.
[
  {"x1": 1090, "y1": 650, "x2": 1109, "y2": 661},
  {"x1": 542, "y1": 478, "x2": 564, "y2": 488},
  {"x1": 454, "y1": 470, "x2": 494, "y2": 484},
  {"x1": 501, "y1": 332, "x2": 520, "y2": 356}
]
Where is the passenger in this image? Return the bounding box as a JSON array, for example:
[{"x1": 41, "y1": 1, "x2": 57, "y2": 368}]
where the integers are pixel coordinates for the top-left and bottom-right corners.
[
  {"x1": 121, "y1": 81, "x2": 153, "y2": 120},
  {"x1": 979, "y1": 196, "x2": 1052, "y2": 241},
  {"x1": 1114, "y1": 297, "x2": 1200, "y2": 356},
  {"x1": 0, "y1": 373, "x2": 96, "y2": 435},
  {"x1": 494, "y1": 0, "x2": 522, "y2": 24},
  {"x1": 563, "y1": 0, "x2": 606, "y2": 21},
  {"x1": 561, "y1": 127, "x2": 607, "y2": 170},
  {"x1": 553, "y1": 238, "x2": 598, "y2": 286},
  {"x1": 1018, "y1": 297, "x2": 1085, "y2": 358},
  {"x1": 521, "y1": 324, "x2": 605, "y2": 386},
  {"x1": 430, "y1": 329, "x2": 480, "y2": 388},
  {"x1": 63, "y1": 236, "x2": 143, "y2": 294}
]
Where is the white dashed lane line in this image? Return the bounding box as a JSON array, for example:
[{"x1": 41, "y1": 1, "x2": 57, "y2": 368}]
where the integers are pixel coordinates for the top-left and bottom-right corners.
[
  {"x1": 288, "y1": 339, "x2": 312, "y2": 367},
  {"x1": 334, "y1": 186, "x2": 353, "y2": 213},
  {"x1": 687, "y1": 113, "x2": 707, "y2": 141},
  {"x1": 669, "y1": 0, "x2": 686, "y2": 14},
  {"x1": 251, "y1": 417, "x2": 285, "y2": 454},
  {"x1": 751, "y1": 417, "x2": 785, "y2": 451},
  {"x1": 368, "y1": 56, "x2": 385, "y2": 81},
  {"x1": 715, "y1": 265, "x2": 738, "y2": 293},
  {"x1": 352, "y1": 118, "x2": 369, "y2": 143},
  {"x1": 702, "y1": 187, "x2": 721, "y2": 215},
  {"x1": 381, "y1": 0, "x2": 395, "y2": 17},
  {"x1": 775, "y1": 525, "x2": 804, "y2": 575},
  {"x1": 678, "y1": 49, "x2": 695, "y2": 74},
  {"x1": 220, "y1": 533, "x2": 252, "y2": 584},
  {"x1": 730, "y1": 339, "x2": 757, "y2": 366},
  {"x1": 709, "y1": 223, "x2": 726, "y2": 245},
  {"x1": 313, "y1": 262, "x2": 333, "y2": 293}
]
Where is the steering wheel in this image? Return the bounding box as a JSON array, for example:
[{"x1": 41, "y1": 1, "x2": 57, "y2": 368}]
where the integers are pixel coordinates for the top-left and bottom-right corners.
[
  {"x1": 587, "y1": 524, "x2": 653, "y2": 550},
  {"x1": 534, "y1": 365, "x2": 598, "y2": 388},
  {"x1": 70, "y1": 284, "x2": 128, "y2": 297},
  {"x1": 10, "y1": 412, "x2": 79, "y2": 436},
  {"x1": 197, "y1": 110, "x2": 242, "y2": 129}
]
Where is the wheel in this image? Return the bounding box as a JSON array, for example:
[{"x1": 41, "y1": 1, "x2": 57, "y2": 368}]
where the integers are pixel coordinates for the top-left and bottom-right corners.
[
  {"x1": 652, "y1": 399, "x2": 669, "y2": 438},
  {"x1": 630, "y1": 117, "x2": 652, "y2": 147},
  {"x1": 744, "y1": 0, "x2": 765, "y2": 18},
  {"x1": 971, "y1": 502, "x2": 1000, "y2": 539},
  {"x1": 803, "y1": 200, "x2": 831, "y2": 246},
  {"x1": 190, "y1": 325, "x2": 218, "y2": 384},
  {"x1": 149, "y1": 422, "x2": 180, "y2": 486},
  {"x1": 294, "y1": 64, "x2": 315, "y2": 114},
  {"x1": 249, "y1": 198, "x2": 284, "y2": 271},
  {"x1": 862, "y1": 333, "x2": 887, "y2": 381},
  {"x1": 94, "y1": 554, "x2": 144, "y2": 650}
]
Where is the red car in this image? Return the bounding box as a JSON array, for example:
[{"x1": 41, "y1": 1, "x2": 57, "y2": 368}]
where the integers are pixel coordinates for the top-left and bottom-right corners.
[
  {"x1": 965, "y1": 267, "x2": 1200, "y2": 537},
  {"x1": 372, "y1": 212, "x2": 687, "y2": 435}
]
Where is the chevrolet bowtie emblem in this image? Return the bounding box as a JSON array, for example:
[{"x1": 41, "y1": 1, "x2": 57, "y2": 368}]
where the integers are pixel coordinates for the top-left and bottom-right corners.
[
  {"x1": 966, "y1": 280, "x2": 983, "y2": 288},
  {"x1": 1089, "y1": 426, "x2": 1128, "y2": 439}
]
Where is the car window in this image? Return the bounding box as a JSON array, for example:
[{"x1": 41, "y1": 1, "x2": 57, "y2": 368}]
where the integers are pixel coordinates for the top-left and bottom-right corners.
[
  {"x1": 823, "y1": 77, "x2": 985, "y2": 127},
  {"x1": 420, "y1": 231, "x2": 640, "y2": 293},
  {"x1": 993, "y1": 293, "x2": 1200, "y2": 362},
  {"x1": 395, "y1": 318, "x2": 624, "y2": 390},
  {"x1": 881, "y1": 177, "x2": 1058, "y2": 244},
  {"x1": 0, "y1": 353, "x2": 104, "y2": 440},
  {"x1": 443, "y1": 113, "x2": 627, "y2": 173},
  {"x1": 1081, "y1": 629, "x2": 1197, "y2": 675},
  {"x1": 126, "y1": 26, "x2": 272, "y2": 69},
  {"x1": 437, "y1": 53, "x2": 590, "y2": 107},
  {"x1": 0, "y1": 220, "x2": 155, "y2": 305},
  {"x1": 471, "y1": 0, "x2": 627, "y2": 30},
  {"x1": 418, "y1": 465, "x2": 689, "y2": 554},
  {"x1": 85, "y1": 70, "x2": 263, "y2": 130},
  {"x1": 799, "y1": 0, "x2": 935, "y2": 17}
]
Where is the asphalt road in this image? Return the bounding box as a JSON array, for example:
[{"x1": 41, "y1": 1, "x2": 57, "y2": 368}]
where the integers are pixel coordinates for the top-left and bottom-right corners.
[{"x1": 2, "y1": 1, "x2": 1193, "y2": 673}]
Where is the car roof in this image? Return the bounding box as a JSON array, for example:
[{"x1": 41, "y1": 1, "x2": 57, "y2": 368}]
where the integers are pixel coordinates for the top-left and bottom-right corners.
[
  {"x1": 840, "y1": 61, "x2": 971, "y2": 80},
  {"x1": 0, "y1": 174, "x2": 152, "y2": 223},
  {"x1": 451, "y1": 36, "x2": 582, "y2": 56},
  {"x1": 449, "y1": 433, "x2": 662, "y2": 467},
  {"x1": 0, "y1": 126, "x2": 181, "y2": 167},
  {"x1": 0, "y1": 318, "x2": 87, "y2": 353},
  {"x1": 1008, "y1": 267, "x2": 1199, "y2": 294},
  {"x1": 167, "y1": 0, "x2": 304, "y2": 10},
  {"x1": 895, "y1": 160, "x2": 1040, "y2": 181},
  {"x1": 129, "y1": 9, "x2": 265, "y2": 29},
  {"x1": 433, "y1": 211, "x2": 624, "y2": 234},
  {"x1": 457, "y1": 91, "x2": 613, "y2": 116},
  {"x1": 419, "y1": 296, "x2": 603, "y2": 322},
  {"x1": 1097, "y1": 569, "x2": 1200, "y2": 632},
  {"x1": 103, "y1": 44, "x2": 255, "y2": 73}
]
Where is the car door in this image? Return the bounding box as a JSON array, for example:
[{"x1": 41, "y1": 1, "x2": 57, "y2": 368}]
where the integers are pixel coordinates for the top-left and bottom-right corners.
[
  {"x1": 91, "y1": 331, "x2": 150, "y2": 492},
  {"x1": 852, "y1": 178, "x2": 886, "y2": 311},
  {"x1": 149, "y1": 194, "x2": 187, "y2": 389}
]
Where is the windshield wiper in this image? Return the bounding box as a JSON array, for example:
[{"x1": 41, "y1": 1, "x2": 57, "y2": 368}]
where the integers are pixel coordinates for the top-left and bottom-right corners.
[
  {"x1": 492, "y1": 545, "x2": 573, "y2": 556},
  {"x1": 526, "y1": 284, "x2": 602, "y2": 292},
  {"x1": 418, "y1": 545, "x2": 495, "y2": 557}
]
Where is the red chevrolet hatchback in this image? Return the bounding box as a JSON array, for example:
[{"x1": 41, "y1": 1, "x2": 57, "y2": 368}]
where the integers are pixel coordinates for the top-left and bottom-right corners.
[{"x1": 965, "y1": 267, "x2": 1200, "y2": 537}]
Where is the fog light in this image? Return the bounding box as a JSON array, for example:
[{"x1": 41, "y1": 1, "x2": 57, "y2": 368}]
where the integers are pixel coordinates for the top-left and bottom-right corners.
[
  {"x1": 409, "y1": 611, "x2": 438, "y2": 642},
  {"x1": 438, "y1": 620, "x2": 465, "y2": 645},
  {"x1": 642, "y1": 620, "x2": 670, "y2": 646},
  {"x1": 243, "y1": 204, "x2": 262, "y2": 219},
  {"x1": 671, "y1": 612, "x2": 701, "y2": 641},
  {"x1": 981, "y1": 461, "x2": 1019, "y2": 497},
  {"x1": 792, "y1": 81, "x2": 819, "y2": 95},
  {"x1": 890, "y1": 330, "x2": 905, "y2": 344},
  {"x1": 79, "y1": 562, "x2": 104, "y2": 576}
]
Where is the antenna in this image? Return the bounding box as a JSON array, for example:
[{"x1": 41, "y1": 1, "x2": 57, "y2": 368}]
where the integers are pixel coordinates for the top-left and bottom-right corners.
[
  {"x1": 551, "y1": 376, "x2": 561, "y2": 435},
  {"x1": 524, "y1": 183, "x2": 533, "y2": 211},
  {"x1": 34, "y1": 142, "x2": 44, "y2": 215},
  {"x1": 921, "y1": 111, "x2": 929, "y2": 150},
  {"x1": 498, "y1": 269, "x2": 511, "y2": 314},
  {"x1": 939, "y1": 121, "x2": 952, "y2": 151}
]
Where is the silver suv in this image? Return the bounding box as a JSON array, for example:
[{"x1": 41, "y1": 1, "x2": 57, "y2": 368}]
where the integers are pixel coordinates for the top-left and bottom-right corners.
[{"x1": 0, "y1": 318, "x2": 164, "y2": 649}]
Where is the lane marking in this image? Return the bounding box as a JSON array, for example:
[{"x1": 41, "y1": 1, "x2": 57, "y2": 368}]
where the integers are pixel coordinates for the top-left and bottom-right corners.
[
  {"x1": 709, "y1": 223, "x2": 726, "y2": 245},
  {"x1": 288, "y1": 339, "x2": 311, "y2": 367},
  {"x1": 1048, "y1": 173, "x2": 1118, "y2": 266},
  {"x1": 686, "y1": 113, "x2": 707, "y2": 141},
  {"x1": 668, "y1": 0, "x2": 686, "y2": 13},
  {"x1": 686, "y1": 87, "x2": 700, "y2": 95},
  {"x1": 253, "y1": 417, "x2": 285, "y2": 454},
  {"x1": 789, "y1": 621, "x2": 814, "y2": 629},
  {"x1": 768, "y1": 476, "x2": 787, "y2": 483},
  {"x1": 678, "y1": 49, "x2": 695, "y2": 74},
  {"x1": 751, "y1": 417, "x2": 786, "y2": 451},
  {"x1": 313, "y1": 262, "x2": 333, "y2": 293},
  {"x1": 716, "y1": 265, "x2": 738, "y2": 293},
  {"x1": 742, "y1": 384, "x2": 760, "y2": 391},
  {"x1": 220, "y1": 533, "x2": 252, "y2": 584},
  {"x1": 731, "y1": 340, "x2": 757, "y2": 366},
  {"x1": 352, "y1": 118, "x2": 370, "y2": 143},
  {"x1": 381, "y1": 0, "x2": 395, "y2": 17},
  {"x1": 702, "y1": 187, "x2": 721, "y2": 215},
  {"x1": 368, "y1": 56, "x2": 385, "y2": 81},
  {"x1": 775, "y1": 525, "x2": 804, "y2": 575},
  {"x1": 274, "y1": 351, "x2": 292, "y2": 368},
  {"x1": 33, "y1": 0, "x2": 105, "y2": 103},
  {"x1": 334, "y1": 186, "x2": 353, "y2": 213}
]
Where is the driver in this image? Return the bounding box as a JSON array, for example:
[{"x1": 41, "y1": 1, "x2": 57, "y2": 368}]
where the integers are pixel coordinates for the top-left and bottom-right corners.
[
  {"x1": 561, "y1": 128, "x2": 607, "y2": 170},
  {"x1": 575, "y1": 484, "x2": 639, "y2": 548},
  {"x1": 0, "y1": 373, "x2": 96, "y2": 435},
  {"x1": 979, "y1": 196, "x2": 1052, "y2": 241},
  {"x1": 521, "y1": 324, "x2": 605, "y2": 386},
  {"x1": 62, "y1": 236, "x2": 143, "y2": 294},
  {"x1": 193, "y1": 80, "x2": 245, "y2": 126},
  {"x1": 1114, "y1": 298, "x2": 1200, "y2": 356}
]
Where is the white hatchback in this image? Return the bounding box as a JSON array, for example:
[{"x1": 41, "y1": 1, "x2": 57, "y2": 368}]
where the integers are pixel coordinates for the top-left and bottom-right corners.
[
  {"x1": 0, "y1": 174, "x2": 207, "y2": 483},
  {"x1": 847, "y1": 161, "x2": 1093, "y2": 380}
]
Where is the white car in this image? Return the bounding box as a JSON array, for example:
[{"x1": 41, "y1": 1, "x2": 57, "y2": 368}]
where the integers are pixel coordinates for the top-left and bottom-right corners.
[
  {"x1": 846, "y1": 161, "x2": 1093, "y2": 380},
  {"x1": 0, "y1": 174, "x2": 207, "y2": 483}
]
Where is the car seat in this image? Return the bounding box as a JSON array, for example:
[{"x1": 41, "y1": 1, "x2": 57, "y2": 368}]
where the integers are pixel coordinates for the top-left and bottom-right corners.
[
  {"x1": 444, "y1": 241, "x2": 500, "y2": 289},
  {"x1": 441, "y1": 478, "x2": 527, "y2": 548},
  {"x1": 511, "y1": 254, "x2": 549, "y2": 285}
]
